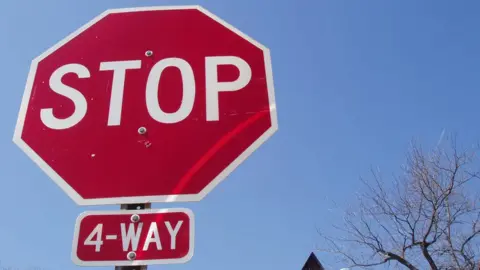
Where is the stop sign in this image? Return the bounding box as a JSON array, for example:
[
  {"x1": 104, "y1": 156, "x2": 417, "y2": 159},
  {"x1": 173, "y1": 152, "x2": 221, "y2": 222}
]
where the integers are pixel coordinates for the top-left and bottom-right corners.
[{"x1": 13, "y1": 6, "x2": 277, "y2": 205}]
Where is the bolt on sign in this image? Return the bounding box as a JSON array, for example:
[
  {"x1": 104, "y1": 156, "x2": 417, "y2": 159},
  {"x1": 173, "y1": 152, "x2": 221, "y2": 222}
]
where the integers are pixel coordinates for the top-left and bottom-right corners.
[{"x1": 13, "y1": 5, "x2": 277, "y2": 267}]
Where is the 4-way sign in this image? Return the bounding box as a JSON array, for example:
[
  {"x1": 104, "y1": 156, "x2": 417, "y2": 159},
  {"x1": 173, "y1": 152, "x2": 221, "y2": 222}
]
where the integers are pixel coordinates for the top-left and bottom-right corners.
[
  {"x1": 72, "y1": 209, "x2": 193, "y2": 266},
  {"x1": 13, "y1": 5, "x2": 277, "y2": 267}
]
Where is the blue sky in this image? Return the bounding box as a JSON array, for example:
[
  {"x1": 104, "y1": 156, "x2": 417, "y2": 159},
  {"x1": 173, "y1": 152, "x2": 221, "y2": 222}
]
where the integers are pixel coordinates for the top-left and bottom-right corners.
[{"x1": 1, "y1": 0, "x2": 480, "y2": 269}]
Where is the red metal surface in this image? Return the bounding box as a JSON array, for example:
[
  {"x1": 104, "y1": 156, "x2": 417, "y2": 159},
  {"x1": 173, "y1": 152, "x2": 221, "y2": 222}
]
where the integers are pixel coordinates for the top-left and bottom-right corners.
[{"x1": 16, "y1": 7, "x2": 275, "y2": 204}]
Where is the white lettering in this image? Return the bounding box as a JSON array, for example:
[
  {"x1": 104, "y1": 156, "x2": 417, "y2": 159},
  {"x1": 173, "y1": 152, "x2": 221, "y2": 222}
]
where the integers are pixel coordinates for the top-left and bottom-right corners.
[
  {"x1": 142, "y1": 222, "x2": 162, "y2": 251},
  {"x1": 100, "y1": 60, "x2": 141, "y2": 126},
  {"x1": 205, "y1": 56, "x2": 251, "y2": 121},
  {"x1": 84, "y1": 223, "x2": 103, "y2": 252},
  {"x1": 120, "y1": 222, "x2": 143, "y2": 251},
  {"x1": 165, "y1": 220, "x2": 183, "y2": 250},
  {"x1": 146, "y1": 58, "x2": 195, "y2": 124},
  {"x1": 41, "y1": 56, "x2": 252, "y2": 129},
  {"x1": 41, "y1": 63, "x2": 90, "y2": 129}
]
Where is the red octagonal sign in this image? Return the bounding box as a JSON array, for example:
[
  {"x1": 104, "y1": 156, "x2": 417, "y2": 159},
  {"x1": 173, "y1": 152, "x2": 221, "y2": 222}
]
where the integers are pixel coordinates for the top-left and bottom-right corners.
[{"x1": 13, "y1": 6, "x2": 277, "y2": 205}]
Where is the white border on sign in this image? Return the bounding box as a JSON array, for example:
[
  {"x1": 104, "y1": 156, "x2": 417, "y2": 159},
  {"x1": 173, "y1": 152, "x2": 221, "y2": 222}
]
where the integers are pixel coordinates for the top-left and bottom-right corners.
[
  {"x1": 12, "y1": 5, "x2": 279, "y2": 205},
  {"x1": 71, "y1": 208, "x2": 195, "y2": 266}
]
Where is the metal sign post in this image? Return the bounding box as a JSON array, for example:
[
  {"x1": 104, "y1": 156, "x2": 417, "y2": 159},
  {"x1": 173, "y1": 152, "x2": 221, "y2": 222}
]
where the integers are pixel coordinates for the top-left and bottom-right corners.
[{"x1": 115, "y1": 204, "x2": 150, "y2": 270}]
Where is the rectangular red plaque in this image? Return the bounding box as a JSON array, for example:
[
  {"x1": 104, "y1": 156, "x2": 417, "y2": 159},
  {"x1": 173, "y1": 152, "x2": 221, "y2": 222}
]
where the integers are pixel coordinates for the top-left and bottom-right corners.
[{"x1": 72, "y1": 208, "x2": 194, "y2": 266}]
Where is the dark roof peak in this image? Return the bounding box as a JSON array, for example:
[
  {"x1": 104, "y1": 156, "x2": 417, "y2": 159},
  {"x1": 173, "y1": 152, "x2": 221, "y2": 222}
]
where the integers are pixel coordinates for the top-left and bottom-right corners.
[{"x1": 302, "y1": 252, "x2": 324, "y2": 270}]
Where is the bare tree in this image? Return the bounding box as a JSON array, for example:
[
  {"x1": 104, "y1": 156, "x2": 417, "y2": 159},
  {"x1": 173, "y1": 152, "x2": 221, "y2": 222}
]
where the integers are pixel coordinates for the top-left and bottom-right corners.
[{"x1": 318, "y1": 137, "x2": 480, "y2": 269}]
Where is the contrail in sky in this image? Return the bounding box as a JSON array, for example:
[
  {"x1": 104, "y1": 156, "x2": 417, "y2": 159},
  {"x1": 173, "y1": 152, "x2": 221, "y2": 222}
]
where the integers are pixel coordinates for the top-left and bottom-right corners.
[{"x1": 437, "y1": 128, "x2": 445, "y2": 147}]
